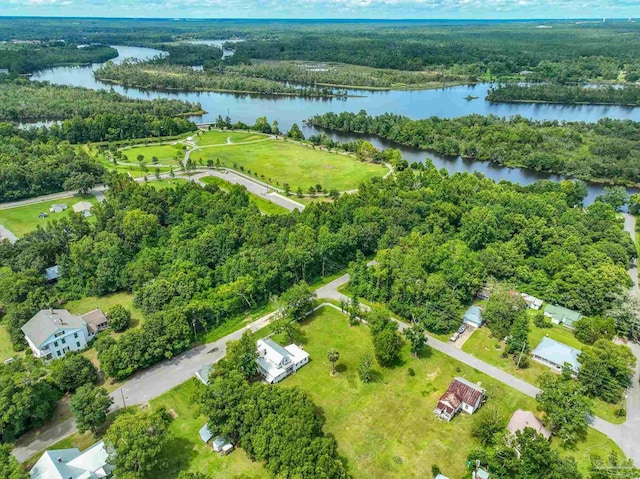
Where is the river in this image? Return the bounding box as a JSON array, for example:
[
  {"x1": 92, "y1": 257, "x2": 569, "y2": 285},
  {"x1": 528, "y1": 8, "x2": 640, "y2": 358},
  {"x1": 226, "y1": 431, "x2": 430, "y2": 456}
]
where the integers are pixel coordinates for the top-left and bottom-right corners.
[{"x1": 30, "y1": 45, "x2": 640, "y2": 205}]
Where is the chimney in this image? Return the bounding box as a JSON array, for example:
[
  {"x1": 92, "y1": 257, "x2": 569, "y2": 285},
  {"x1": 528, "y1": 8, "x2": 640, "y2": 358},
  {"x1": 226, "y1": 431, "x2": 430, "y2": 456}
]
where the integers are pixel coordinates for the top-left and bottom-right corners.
[{"x1": 57, "y1": 457, "x2": 62, "y2": 463}]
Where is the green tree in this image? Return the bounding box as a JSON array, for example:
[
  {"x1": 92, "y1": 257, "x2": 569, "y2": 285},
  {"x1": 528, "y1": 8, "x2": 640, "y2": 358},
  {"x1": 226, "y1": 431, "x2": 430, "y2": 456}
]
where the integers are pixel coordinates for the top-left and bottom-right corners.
[
  {"x1": 50, "y1": 352, "x2": 97, "y2": 393},
  {"x1": 470, "y1": 405, "x2": 505, "y2": 447},
  {"x1": 296, "y1": 186, "x2": 303, "y2": 198},
  {"x1": 63, "y1": 172, "x2": 98, "y2": 196},
  {"x1": 218, "y1": 330, "x2": 259, "y2": 381},
  {"x1": 573, "y1": 316, "x2": 615, "y2": 344},
  {"x1": 537, "y1": 366, "x2": 593, "y2": 445},
  {"x1": 70, "y1": 384, "x2": 113, "y2": 434},
  {"x1": 327, "y1": 348, "x2": 340, "y2": 374},
  {"x1": 104, "y1": 408, "x2": 172, "y2": 476},
  {"x1": 590, "y1": 451, "x2": 640, "y2": 479},
  {"x1": 374, "y1": 328, "x2": 402, "y2": 367},
  {"x1": 277, "y1": 281, "x2": 317, "y2": 322},
  {"x1": 272, "y1": 317, "x2": 297, "y2": 344},
  {"x1": 506, "y1": 314, "x2": 530, "y2": 357},
  {"x1": 484, "y1": 285, "x2": 527, "y2": 340},
  {"x1": 108, "y1": 304, "x2": 131, "y2": 333},
  {"x1": 348, "y1": 296, "x2": 361, "y2": 326},
  {"x1": 0, "y1": 444, "x2": 28, "y2": 479},
  {"x1": 596, "y1": 186, "x2": 629, "y2": 211},
  {"x1": 404, "y1": 322, "x2": 427, "y2": 357},
  {"x1": 578, "y1": 340, "x2": 635, "y2": 403},
  {"x1": 286, "y1": 123, "x2": 305, "y2": 141},
  {"x1": 358, "y1": 354, "x2": 373, "y2": 383}
]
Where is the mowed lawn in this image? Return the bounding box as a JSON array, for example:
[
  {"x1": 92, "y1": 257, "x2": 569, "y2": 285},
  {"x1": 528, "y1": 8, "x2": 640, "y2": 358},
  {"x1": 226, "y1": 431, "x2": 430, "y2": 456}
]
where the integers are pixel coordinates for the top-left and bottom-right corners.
[
  {"x1": 0, "y1": 195, "x2": 98, "y2": 237},
  {"x1": 120, "y1": 143, "x2": 186, "y2": 164},
  {"x1": 462, "y1": 315, "x2": 624, "y2": 424},
  {"x1": 199, "y1": 176, "x2": 289, "y2": 215},
  {"x1": 65, "y1": 291, "x2": 144, "y2": 329},
  {"x1": 0, "y1": 324, "x2": 22, "y2": 362},
  {"x1": 146, "y1": 178, "x2": 190, "y2": 190},
  {"x1": 199, "y1": 139, "x2": 386, "y2": 191},
  {"x1": 195, "y1": 130, "x2": 269, "y2": 146}
]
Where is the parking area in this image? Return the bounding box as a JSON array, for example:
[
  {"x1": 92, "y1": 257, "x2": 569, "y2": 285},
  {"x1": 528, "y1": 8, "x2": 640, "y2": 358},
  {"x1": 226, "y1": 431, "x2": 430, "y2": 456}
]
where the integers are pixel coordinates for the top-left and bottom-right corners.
[{"x1": 450, "y1": 325, "x2": 476, "y2": 349}]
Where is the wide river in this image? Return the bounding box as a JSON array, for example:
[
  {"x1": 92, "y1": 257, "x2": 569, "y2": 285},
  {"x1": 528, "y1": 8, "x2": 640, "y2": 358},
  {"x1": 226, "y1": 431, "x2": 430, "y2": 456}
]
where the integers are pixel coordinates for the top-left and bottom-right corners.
[{"x1": 31, "y1": 45, "x2": 640, "y2": 205}]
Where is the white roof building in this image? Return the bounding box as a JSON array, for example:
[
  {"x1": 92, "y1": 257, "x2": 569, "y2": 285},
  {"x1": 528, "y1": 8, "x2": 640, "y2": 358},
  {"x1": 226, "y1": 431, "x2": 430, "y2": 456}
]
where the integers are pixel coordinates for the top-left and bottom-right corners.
[
  {"x1": 72, "y1": 201, "x2": 93, "y2": 213},
  {"x1": 520, "y1": 293, "x2": 543, "y2": 310},
  {"x1": 256, "y1": 338, "x2": 309, "y2": 384},
  {"x1": 29, "y1": 440, "x2": 114, "y2": 479}
]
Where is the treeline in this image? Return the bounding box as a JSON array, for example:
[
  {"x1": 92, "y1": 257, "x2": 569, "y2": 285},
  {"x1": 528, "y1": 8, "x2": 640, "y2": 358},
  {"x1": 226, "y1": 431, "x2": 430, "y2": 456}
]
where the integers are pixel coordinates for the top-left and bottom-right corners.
[
  {"x1": 0, "y1": 127, "x2": 104, "y2": 202},
  {"x1": 0, "y1": 79, "x2": 204, "y2": 121},
  {"x1": 307, "y1": 111, "x2": 640, "y2": 184},
  {"x1": 151, "y1": 44, "x2": 223, "y2": 66},
  {"x1": 0, "y1": 42, "x2": 117, "y2": 74},
  {"x1": 487, "y1": 83, "x2": 640, "y2": 106},
  {"x1": 94, "y1": 60, "x2": 346, "y2": 97},
  {"x1": 223, "y1": 61, "x2": 467, "y2": 89}
]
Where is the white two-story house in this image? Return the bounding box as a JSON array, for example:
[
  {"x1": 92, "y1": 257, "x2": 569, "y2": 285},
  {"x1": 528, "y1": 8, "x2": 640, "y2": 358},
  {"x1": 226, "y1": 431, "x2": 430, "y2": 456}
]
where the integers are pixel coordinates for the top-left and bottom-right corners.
[
  {"x1": 256, "y1": 338, "x2": 309, "y2": 383},
  {"x1": 21, "y1": 308, "x2": 108, "y2": 361}
]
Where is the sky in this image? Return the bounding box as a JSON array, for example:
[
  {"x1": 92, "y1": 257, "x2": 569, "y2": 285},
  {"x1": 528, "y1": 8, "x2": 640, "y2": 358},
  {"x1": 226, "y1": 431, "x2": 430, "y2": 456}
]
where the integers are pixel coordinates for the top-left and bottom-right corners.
[{"x1": 0, "y1": 0, "x2": 638, "y2": 19}]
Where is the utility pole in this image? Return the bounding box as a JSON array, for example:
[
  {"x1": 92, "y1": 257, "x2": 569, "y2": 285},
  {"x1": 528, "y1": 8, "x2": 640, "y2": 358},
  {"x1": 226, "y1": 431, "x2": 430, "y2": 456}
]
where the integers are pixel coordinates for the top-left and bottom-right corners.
[
  {"x1": 120, "y1": 388, "x2": 127, "y2": 410},
  {"x1": 516, "y1": 342, "x2": 526, "y2": 369}
]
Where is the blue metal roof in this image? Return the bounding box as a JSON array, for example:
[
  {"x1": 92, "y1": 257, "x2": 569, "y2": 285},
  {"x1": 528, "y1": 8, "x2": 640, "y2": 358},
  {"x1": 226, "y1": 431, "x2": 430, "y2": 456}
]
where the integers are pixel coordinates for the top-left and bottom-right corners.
[
  {"x1": 463, "y1": 305, "x2": 483, "y2": 326},
  {"x1": 532, "y1": 336, "x2": 581, "y2": 372}
]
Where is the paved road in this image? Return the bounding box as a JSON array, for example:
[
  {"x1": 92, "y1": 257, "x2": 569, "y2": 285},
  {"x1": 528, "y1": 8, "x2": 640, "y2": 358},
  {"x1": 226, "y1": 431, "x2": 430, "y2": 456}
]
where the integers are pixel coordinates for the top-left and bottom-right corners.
[
  {"x1": 190, "y1": 171, "x2": 304, "y2": 212},
  {"x1": 0, "y1": 225, "x2": 18, "y2": 244},
  {"x1": 623, "y1": 213, "x2": 638, "y2": 292}
]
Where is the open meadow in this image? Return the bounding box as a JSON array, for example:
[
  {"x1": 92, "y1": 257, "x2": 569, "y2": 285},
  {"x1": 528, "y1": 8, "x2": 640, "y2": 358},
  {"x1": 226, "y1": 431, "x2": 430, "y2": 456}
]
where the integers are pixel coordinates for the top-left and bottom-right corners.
[{"x1": 195, "y1": 130, "x2": 269, "y2": 146}]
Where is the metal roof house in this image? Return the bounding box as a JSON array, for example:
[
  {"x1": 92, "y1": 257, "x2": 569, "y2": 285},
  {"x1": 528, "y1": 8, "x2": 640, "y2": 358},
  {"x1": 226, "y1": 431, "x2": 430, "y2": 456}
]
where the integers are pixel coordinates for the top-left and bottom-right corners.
[
  {"x1": 199, "y1": 423, "x2": 214, "y2": 443},
  {"x1": 520, "y1": 293, "x2": 543, "y2": 310},
  {"x1": 256, "y1": 338, "x2": 309, "y2": 384},
  {"x1": 463, "y1": 305, "x2": 484, "y2": 328},
  {"x1": 44, "y1": 265, "x2": 61, "y2": 282},
  {"x1": 506, "y1": 409, "x2": 551, "y2": 440},
  {"x1": 544, "y1": 304, "x2": 582, "y2": 329},
  {"x1": 21, "y1": 308, "x2": 108, "y2": 361},
  {"x1": 29, "y1": 440, "x2": 114, "y2": 479},
  {"x1": 434, "y1": 377, "x2": 486, "y2": 422},
  {"x1": 195, "y1": 363, "x2": 214, "y2": 385},
  {"x1": 49, "y1": 203, "x2": 68, "y2": 213},
  {"x1": 531, "y1": 337, "x2": 581, "y2": 373}
]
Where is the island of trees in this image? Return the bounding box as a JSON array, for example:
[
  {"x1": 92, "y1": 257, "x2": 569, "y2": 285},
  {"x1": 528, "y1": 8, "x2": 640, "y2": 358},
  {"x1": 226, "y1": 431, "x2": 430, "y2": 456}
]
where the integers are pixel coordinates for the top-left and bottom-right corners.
[{"x1": 487, "y1": 83, "x2": 640, "y2": 106}]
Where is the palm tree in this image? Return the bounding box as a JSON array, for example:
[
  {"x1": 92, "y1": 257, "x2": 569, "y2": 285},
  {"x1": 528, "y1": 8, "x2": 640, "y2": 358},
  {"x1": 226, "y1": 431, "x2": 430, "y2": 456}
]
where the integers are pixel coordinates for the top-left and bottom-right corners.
[{"x1": 327, "y1": 348, "x2": 340, "y2": 375}]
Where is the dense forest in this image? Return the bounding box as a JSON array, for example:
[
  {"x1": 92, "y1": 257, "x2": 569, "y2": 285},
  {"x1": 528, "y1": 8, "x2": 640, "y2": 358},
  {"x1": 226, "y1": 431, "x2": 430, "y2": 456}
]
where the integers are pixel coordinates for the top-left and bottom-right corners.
[
  {"x1": 307, "y1": 111, "x2": 640, "y2": 184},
  {"x1": 0, "y1": 42, "x2": 117, "y2": 74},
  {"x1": 150, "y1": 43, "x2": 223, "y2": 66},
  {"x1": 487, "y1": 83, "x2": 640, "y2": 106},
  {"x1": 0, "y1": 79, "x2": 204, "y2": 121},
  {"x1": 94, "y1": 60, "x2": 346, "y2": 97},
  {"x1": 0, "y1": 163, "x2": 634, "y2": 376}
]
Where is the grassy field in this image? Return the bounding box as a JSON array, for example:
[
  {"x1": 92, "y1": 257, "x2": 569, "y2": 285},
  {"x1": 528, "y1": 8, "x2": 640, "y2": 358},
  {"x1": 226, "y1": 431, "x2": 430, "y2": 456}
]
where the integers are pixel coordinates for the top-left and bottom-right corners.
[
  {"x1": 462, "y1": 314, "x2": 624, "y2": 424},
  {"x1": 120, "y1": 143, "x2": 186, "y2": 165},
  {"x1": 200, "y1": 176, "x2": 289, "y2": 215},
  {"x1": 64, "y1": 291, "x2": 143, "y2": 329},
  {"x1": 273, "y1": 306, "x2": 621, "y2": 478},
  {"x1": 146, "y1": 178, "x2": 189, "y2": 190},
  {"x1": 195, "y1": 130, "x2": 269, "y2": 146},
  {"x1": 0, "y1": 195, "x2": 98, "y2": 237},
  {"x1": 198, "y1": 139, "x2": 386, "y2": 192},
  {"x1": 0, "y1": 324, "x2": 21, "y2": 362}
]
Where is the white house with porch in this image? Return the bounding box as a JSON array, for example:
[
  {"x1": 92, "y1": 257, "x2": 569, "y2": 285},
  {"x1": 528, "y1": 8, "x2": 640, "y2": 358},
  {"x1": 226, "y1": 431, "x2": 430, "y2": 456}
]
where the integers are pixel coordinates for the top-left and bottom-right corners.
[
  {"x1": 29, "y1": 440, "x2": 114, "y2": 478},
  {"x1": 434, "y1": 377, "x2": 486, "y2": 422},
  {"x1": 21, "y1": 308, "x2": 108, "y2": 361},
  {"x1": 256, "y1": 338, "x2": 309, "y2": 383}
]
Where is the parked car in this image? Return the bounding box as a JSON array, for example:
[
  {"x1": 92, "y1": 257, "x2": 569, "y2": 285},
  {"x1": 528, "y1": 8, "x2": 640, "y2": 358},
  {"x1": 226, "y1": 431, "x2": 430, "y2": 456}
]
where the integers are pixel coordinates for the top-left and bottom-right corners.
[
  {"x1": 450, "y1": 332, "x2": 460, "y2": 342},
  {"x1": 37, "y1": 212, "x2": 48, "y2": 218},
  {"x1": 458, "y1": 324, "x2": 467, "y2": 334}
]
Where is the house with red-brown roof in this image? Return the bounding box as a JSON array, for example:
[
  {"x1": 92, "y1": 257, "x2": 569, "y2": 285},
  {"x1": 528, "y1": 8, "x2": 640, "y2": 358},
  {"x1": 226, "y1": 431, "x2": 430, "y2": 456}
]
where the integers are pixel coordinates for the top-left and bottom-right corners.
[{"x1": 434, "y1": 377, "x2": 486, "y2": 422}]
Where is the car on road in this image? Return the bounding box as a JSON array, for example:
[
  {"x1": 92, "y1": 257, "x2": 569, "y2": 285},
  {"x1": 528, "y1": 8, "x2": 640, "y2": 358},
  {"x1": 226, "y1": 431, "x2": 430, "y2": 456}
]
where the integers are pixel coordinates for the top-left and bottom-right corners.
[
  {"x1": 458, "y1": 324, "x2": 466, "y2": 334},
  {"x1": 450, "y1": 332, "x2": 460, "y2": 342}
]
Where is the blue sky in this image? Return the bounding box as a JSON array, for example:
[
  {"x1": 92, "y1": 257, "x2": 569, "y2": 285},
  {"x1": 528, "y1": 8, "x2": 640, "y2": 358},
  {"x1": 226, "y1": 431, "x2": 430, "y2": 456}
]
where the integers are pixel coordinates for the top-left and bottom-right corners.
[{"x1": 0, "y1": 0, "x2": 638, "y2": 19}]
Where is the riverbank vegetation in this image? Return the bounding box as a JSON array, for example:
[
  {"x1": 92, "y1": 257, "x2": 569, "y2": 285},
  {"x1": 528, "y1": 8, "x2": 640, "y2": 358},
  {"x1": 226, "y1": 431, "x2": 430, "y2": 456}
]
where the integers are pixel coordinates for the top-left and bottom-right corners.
[
  {"x1": 0, "y1": 42, "x2": 117, "y2": 74},
  {"x1": 94, "y1": 60, "x2": 347, "y2": 97},
  {"x1": 487, "y1": 83, "x2": 640, "y2": 106},
  {"x1": 307, "y1": 111, "x2": 640, "y2": 184},
  {"x1": 0, "y1": 79, "x2": 204, "y2": 121}
]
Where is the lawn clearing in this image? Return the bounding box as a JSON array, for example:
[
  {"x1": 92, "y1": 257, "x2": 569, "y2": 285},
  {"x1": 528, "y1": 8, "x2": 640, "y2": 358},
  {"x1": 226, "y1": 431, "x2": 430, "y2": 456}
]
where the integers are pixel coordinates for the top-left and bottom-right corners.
[
  {"x1": 195, "y1": 130, "x2": 269, "y2": 146},
  {"x1": 0, "y1": 195, "x2": 98, "y2": 237},
  {"x1": 120, "y1": 143, "x2": 186, "y2": 165},
  {"x1": 65, "y1": 291, "x2": 143, "y2": 329},
  {"x1": 0, "y1": 324, "x2": 21, "y2": 362},
  {"x1": 148, "y1": 380, "x2": 268, "y2": 478},
  {"x1": 200, "y1": 176, "x2": 288, "y2": 215},
  {"x1": 274, "y1": 306, "x2": 622, "y2": 478},
  {"x1": 146, "y1": 178, "x2": 189, "y2": 190},
  {"x1": 461, "y1": 313, "x2": 626, "y2": 424},
  {"x1": 198, "y1": 139, "x2": 386, "y2": 192}
]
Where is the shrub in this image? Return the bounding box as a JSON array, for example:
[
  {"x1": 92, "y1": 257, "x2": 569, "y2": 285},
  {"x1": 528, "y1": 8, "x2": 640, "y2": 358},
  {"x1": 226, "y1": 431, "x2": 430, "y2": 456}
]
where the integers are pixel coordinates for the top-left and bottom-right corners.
[{"x1": 108, "y1": 304, "x2": 131, "y2": 332}]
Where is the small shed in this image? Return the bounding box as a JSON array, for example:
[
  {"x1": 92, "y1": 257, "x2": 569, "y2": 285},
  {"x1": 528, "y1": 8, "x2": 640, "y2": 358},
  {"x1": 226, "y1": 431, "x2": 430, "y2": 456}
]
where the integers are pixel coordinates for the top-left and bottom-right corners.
[
  {"x1": 212, "y1": 436, "x2": 233, "y2": 454},
  {"x1": 463, "y1": 306, "x2": 483, "y2": 328},
  {"x1": 199, "y1": 423, "x2": 214, "y2": 443},
  {"x1": 73, "y1": 201, "x2": 93, "y2": 214},
  {"x1": 195, "y1": 364, "x2": 214, "y2": 385},
  {"x1": 49, "y1": 203, "x2": 68, "y2": 213}
]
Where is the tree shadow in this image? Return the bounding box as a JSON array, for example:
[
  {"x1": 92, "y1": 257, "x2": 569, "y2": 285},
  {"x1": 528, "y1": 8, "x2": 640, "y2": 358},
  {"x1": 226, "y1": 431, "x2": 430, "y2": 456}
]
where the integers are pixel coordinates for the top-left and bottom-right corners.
[
  {"x1": 369, "y1": 369, "x2": 384, "y2": 383},
  {"x1": 335, "y1": 363, "x2": 348, "y2": 373},
  {"x1": 292, "y1": 328, "x2": 308, "y2": 346},
  {"x1": 159, "y1": 436, "x2": 200, "y2": 478},
  {"x1": 416, "y1": 346, "x2": 433, "y2": 359}
]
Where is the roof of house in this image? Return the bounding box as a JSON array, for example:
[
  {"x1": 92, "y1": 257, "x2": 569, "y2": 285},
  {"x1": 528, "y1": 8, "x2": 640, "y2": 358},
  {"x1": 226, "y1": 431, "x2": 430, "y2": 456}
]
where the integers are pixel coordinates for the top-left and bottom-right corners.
[
  {"x1": 72, "y1": 201, "x2": 93, "y2": 213},
  {"x1": 44, "y1": 265, "x2": 61, "y2": 281},
  {"x1": 195, "y1": 363, "x2": 214, "y2": 385},
  {"x1": 21, "y1": 309, "x2": 86, "y2": 348},
  {"x1": 435, "y1": 475, "x2": 450, "y2": 479},
  {"x1": 437, "y1": 377, "x2": 485, "y2": 413},
  {"x1": 506, "y1": 409, "x2": 551, "y2": 440},
  {"x1": 81, "y1": 308, "x2": 108, "y2": 333},
  {"x1": 475, "y1": 470, "x2": 490, "y2": 479},
  {"x1": 50, "y1": 203, "x2": 68, "y2": 210},
  {"x1": 521, "y1": 293, "x2": 543, "y2": 308},
  {"x1": 463, "y1": 305, "x2": 483, "y2": 326},
  {"x1": 256, "y1": 338, "x2": 309, "y2": 382},
  {"x1": 29, "y1": 440, "x2": 113, "y2": 479},
  {"x1": 258, "y1": 338, "x2": 292, "y2": 366},
  {"x1": 532, "y1": 336, "x2": 581, "y2": 371},
  {"x1": 199, "y1": 423, "x2": 214, "y2": 443},
  {"x1": 544, "y1": 304, "x2": 582, "y2": 325}
]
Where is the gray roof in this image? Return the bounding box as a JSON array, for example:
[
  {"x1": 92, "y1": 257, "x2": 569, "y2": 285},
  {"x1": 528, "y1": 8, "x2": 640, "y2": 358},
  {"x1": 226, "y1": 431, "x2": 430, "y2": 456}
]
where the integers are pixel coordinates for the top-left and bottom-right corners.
[
  {"x1": 21, "y1": 309, "x2": 86, "y2": 348},
  {"x1": 195, "y1": 364, "x2": 213, "y2": 385},
  {"x1": 532, "y1": 337, "x2": 581, "y2": 372},
  {"x1": 44, "y1": 265, "x2": 60, "y2": 281},
  {"x1": 81, "y1": 309, "x2": 108, "y2": 332},
  {"x1": 199, "y1": 423, "x2": 214, "y2": 443}
]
